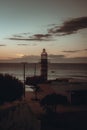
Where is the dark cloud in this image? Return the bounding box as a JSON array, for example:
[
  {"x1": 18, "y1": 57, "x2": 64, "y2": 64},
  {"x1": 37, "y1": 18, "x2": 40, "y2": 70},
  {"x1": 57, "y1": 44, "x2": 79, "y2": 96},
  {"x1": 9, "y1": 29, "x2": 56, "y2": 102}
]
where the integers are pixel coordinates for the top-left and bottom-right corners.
[
  {"x1": 62, "y1": 49, "x2": 87, "y2": 53},
  {"x1": 9, "y1": 37, "x2": 51, "y2": 41},
  {"x1": 0, "y1": 44, "x2": 6, "y2": 46},
  {"x1": 8, "y1": 33, "x2": 52, "y2": 41},
  {"x1": 62, "y1": 50, "x2": 81, "y2": 53},
  {"x1": 29, "y1": 33, "x2": 52, "y2": 41},
  {"x1": 8, "y1": 16, "x2": 87, "y2": 42},
  {"x1": 33, "y1": 34, "x2": 51, "y2": 39},
  {"x1": 8, "y1": 37, "x2": 38, "y2": 41},
  {"x1": 17, "y1": 43, "x2": 37, "y2": 46},
  {"x1": 48, "y1": 16, "x2": 87, "y2": 35}
]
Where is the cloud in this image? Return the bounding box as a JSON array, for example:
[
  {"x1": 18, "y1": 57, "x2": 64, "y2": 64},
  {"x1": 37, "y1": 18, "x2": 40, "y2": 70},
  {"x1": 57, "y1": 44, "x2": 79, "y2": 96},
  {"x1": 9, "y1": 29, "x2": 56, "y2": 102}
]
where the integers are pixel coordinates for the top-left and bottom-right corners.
[
  {"x1": 48, "y1": 54, "x2": 66, "y2": 63},
  {"x1": 11, "y1": 55, "x2": 40, "y2": 63},
  {"x1": 13, "y1": 35, "x2": 23, "y2": 38},
  {"x1": 17, "y1": 43, "x2": 37, "y2": 46},
  {"x1": 20, "y1": 32, "x2": 30, "y2": 35},
  {"x1": 32, "y1": 34, "x2": 51, "y2": 39},
  {"x1": 13, "y1": 32, "x2": 30, "y2": 37},
  {"x1": 0, "y1": 54, "x2": 87, "y2": 63},
  {"x1": 0, "y1": 44, "x2": 6, "y2": 46},
  {"x1": 8, "y1": 33, "x2": 52, "y2": 41},
  {"x1": 47, "y1": 54, "x2": 87, "y2": 63},
  {"x1": 8, "y1": 16, "x2": 87, "y2": 42},
  {"x1": 62, "y1": 50, "x2": 81, "y2": 53},
  {"x1": 8, "y1": 37, "x2": 51, "y2": 41},
  {"x1": 28, "y1": 33, "x2": 52, "y2": 41},
  {"x1": 49, "y1": 54, "x2": 65, "y2": 58},
  {"x1": 48, "y1": 16, "x2": 87, "y2": 35},
  {"x1": 62, "y1": 49, "x2": 87, "y2": 53}
]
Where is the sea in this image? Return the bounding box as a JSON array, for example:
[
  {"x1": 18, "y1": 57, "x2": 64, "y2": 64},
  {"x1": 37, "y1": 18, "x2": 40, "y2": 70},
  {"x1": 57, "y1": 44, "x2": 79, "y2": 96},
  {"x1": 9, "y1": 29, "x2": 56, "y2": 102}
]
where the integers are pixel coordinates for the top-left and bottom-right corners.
[{"x1": 0, "y1": 63, "x2": 87, "y2": 82}]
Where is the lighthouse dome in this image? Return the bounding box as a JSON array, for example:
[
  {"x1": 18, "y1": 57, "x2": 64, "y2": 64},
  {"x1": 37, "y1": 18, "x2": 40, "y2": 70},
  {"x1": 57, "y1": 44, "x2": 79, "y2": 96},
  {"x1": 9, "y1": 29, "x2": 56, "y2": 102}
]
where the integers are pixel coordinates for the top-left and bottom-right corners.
[{"x1": 41, "y1": 48, "x2": 47, "y2": 59}]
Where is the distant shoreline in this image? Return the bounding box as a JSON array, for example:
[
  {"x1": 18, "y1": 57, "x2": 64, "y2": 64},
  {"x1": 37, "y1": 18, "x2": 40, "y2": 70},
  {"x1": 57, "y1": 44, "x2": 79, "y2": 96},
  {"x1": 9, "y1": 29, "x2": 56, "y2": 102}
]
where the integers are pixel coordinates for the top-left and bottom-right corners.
[
  {"x1": 0, "y1": 62, "x2": 87, "y2": 64},
  {"x1": 0, "y1": 63, "x2": 87, "y2": 82}
]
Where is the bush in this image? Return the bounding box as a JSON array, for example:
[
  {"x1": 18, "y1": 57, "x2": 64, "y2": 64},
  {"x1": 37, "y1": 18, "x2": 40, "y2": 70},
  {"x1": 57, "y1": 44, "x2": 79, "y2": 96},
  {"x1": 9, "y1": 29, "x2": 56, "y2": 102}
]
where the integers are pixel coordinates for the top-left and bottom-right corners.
[
  {"x1": 0, "y1": 74, "x2": 23, "y2": 104},
  {"x1": 40, "y1": 93, "x2": 68, "y2": 113}
]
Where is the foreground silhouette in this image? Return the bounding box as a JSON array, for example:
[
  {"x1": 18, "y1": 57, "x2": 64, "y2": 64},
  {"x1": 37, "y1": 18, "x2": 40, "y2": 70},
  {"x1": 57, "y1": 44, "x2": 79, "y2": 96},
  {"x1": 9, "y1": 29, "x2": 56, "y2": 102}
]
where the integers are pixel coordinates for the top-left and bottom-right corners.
[
  {"x1": 0, "y1": 74, "x2": 23, "y2": 104},
  {"x1": 40, "y1": 93, "x2": 68, "y2": 113}
]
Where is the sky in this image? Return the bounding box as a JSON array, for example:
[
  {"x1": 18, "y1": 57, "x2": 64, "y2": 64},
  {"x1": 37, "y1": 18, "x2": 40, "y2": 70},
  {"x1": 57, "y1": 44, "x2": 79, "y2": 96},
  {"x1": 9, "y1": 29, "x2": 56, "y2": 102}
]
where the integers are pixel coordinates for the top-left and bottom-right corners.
[{"x1": 0, "y1": 0, "x2": 87, "y2": 63}]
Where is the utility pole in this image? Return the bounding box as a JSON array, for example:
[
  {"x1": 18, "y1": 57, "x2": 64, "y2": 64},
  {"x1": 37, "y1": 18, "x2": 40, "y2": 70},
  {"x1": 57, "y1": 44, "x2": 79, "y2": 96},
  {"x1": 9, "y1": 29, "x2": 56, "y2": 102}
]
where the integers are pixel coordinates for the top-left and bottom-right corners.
[
  {"x1": 34, "y1": 63, "x2": 36, "y2": 76},
  {"x1": 22, "y1": 62, "x2": 26, "y2": 99},
  {"x1": 24, "y1": 63, "x2": 25, "y2": 98}
]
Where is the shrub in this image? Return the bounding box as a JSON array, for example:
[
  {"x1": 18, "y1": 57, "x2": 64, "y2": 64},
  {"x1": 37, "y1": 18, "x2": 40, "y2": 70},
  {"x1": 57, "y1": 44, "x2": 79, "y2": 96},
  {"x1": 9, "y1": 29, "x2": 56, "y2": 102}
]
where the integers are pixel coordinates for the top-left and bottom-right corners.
[
  {"x1": 0, "y1": 74, "x2": 23, "y2": 104},
  {"x1": 26, "y1": 76, "x2": 45, "y2": 85}
]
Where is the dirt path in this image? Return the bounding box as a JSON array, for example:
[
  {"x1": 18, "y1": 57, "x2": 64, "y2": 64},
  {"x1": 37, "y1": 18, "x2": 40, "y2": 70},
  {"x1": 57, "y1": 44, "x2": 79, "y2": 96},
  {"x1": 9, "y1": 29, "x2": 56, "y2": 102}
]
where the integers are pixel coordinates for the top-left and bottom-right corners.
[{"x1": 0, "y1": 102, "x2": 40, "y2": 130}]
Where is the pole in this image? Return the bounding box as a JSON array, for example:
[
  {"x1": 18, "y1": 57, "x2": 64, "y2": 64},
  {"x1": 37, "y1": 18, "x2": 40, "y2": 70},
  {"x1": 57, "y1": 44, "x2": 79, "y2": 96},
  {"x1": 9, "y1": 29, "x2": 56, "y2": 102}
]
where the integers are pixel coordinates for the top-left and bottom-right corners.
[
  {"x1": 34, "y1": 63, "x2": 36, "y2": 76},
  {"x1": 23, "y1": 62, "x2": 26, "y2": 98}
]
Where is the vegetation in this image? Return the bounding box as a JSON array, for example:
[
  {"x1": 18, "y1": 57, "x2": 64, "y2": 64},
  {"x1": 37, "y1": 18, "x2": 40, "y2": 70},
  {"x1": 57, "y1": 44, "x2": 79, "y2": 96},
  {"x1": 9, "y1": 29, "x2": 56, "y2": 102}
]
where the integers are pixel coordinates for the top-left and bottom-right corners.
[
  {"x1": 26, "y1": 76, "x2": 45, "y2": 85},
  {"x1": 33, "y1": 85, "x2": 41, "y2": 101},
  {"x1": 0, "y1": 74, "x2": 23, "y2": 104},
  {"x1": 40, "y1": 93, "x2": 68, "y2": 113},
  {"x1": 26, "y1": 76, "x2": 43, "y2": 101}
]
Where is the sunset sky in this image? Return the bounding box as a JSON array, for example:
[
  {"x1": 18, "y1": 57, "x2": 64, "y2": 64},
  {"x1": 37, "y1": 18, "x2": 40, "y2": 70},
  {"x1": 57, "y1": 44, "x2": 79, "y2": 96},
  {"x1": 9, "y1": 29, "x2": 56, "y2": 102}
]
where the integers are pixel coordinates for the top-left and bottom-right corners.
[{"x1": 0, "y1": 0, "x2": 87, "y2": 63}]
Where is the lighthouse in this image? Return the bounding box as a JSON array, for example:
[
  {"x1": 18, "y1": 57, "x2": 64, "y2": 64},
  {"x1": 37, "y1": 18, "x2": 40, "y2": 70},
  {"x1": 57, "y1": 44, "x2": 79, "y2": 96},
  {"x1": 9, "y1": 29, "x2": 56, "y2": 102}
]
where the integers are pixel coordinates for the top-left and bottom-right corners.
[{"x1": 41, "y1": 48, "x2": 48, "y2": 81}]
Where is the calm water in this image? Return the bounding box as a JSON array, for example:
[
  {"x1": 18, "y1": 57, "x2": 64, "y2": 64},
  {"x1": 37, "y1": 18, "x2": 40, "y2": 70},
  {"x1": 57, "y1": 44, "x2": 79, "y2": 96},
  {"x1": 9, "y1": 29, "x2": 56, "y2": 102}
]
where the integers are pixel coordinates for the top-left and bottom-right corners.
[{"x1": 0, "y1": 63, "x2": 87, "y2": 81}]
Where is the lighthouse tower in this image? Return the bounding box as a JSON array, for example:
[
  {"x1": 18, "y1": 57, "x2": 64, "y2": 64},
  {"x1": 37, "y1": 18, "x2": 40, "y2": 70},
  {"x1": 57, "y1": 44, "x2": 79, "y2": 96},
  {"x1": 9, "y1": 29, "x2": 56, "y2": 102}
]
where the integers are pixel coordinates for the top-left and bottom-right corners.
[{"x1": 41, "y1": 48, "x2": 48, "y2": 81}]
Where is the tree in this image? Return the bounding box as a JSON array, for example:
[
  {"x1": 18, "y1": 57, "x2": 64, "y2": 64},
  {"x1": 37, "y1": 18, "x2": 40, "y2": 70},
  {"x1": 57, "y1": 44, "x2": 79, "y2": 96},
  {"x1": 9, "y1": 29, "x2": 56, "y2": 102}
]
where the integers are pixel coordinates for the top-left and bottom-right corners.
[
  {"x1": 40, "y1": 93, "x2": 68, "y2": 113},
  {"x1": 0, "y1": 74, "x2": 23, "y2": 104}
]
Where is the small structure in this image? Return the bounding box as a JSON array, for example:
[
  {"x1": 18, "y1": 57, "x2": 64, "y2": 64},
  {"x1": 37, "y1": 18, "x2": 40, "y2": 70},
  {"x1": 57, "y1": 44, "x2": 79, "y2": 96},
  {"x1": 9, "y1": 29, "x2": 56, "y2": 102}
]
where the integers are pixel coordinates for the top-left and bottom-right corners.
[{"x1": 41, "y1": 49, "x2": 48, "y2": 81}]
